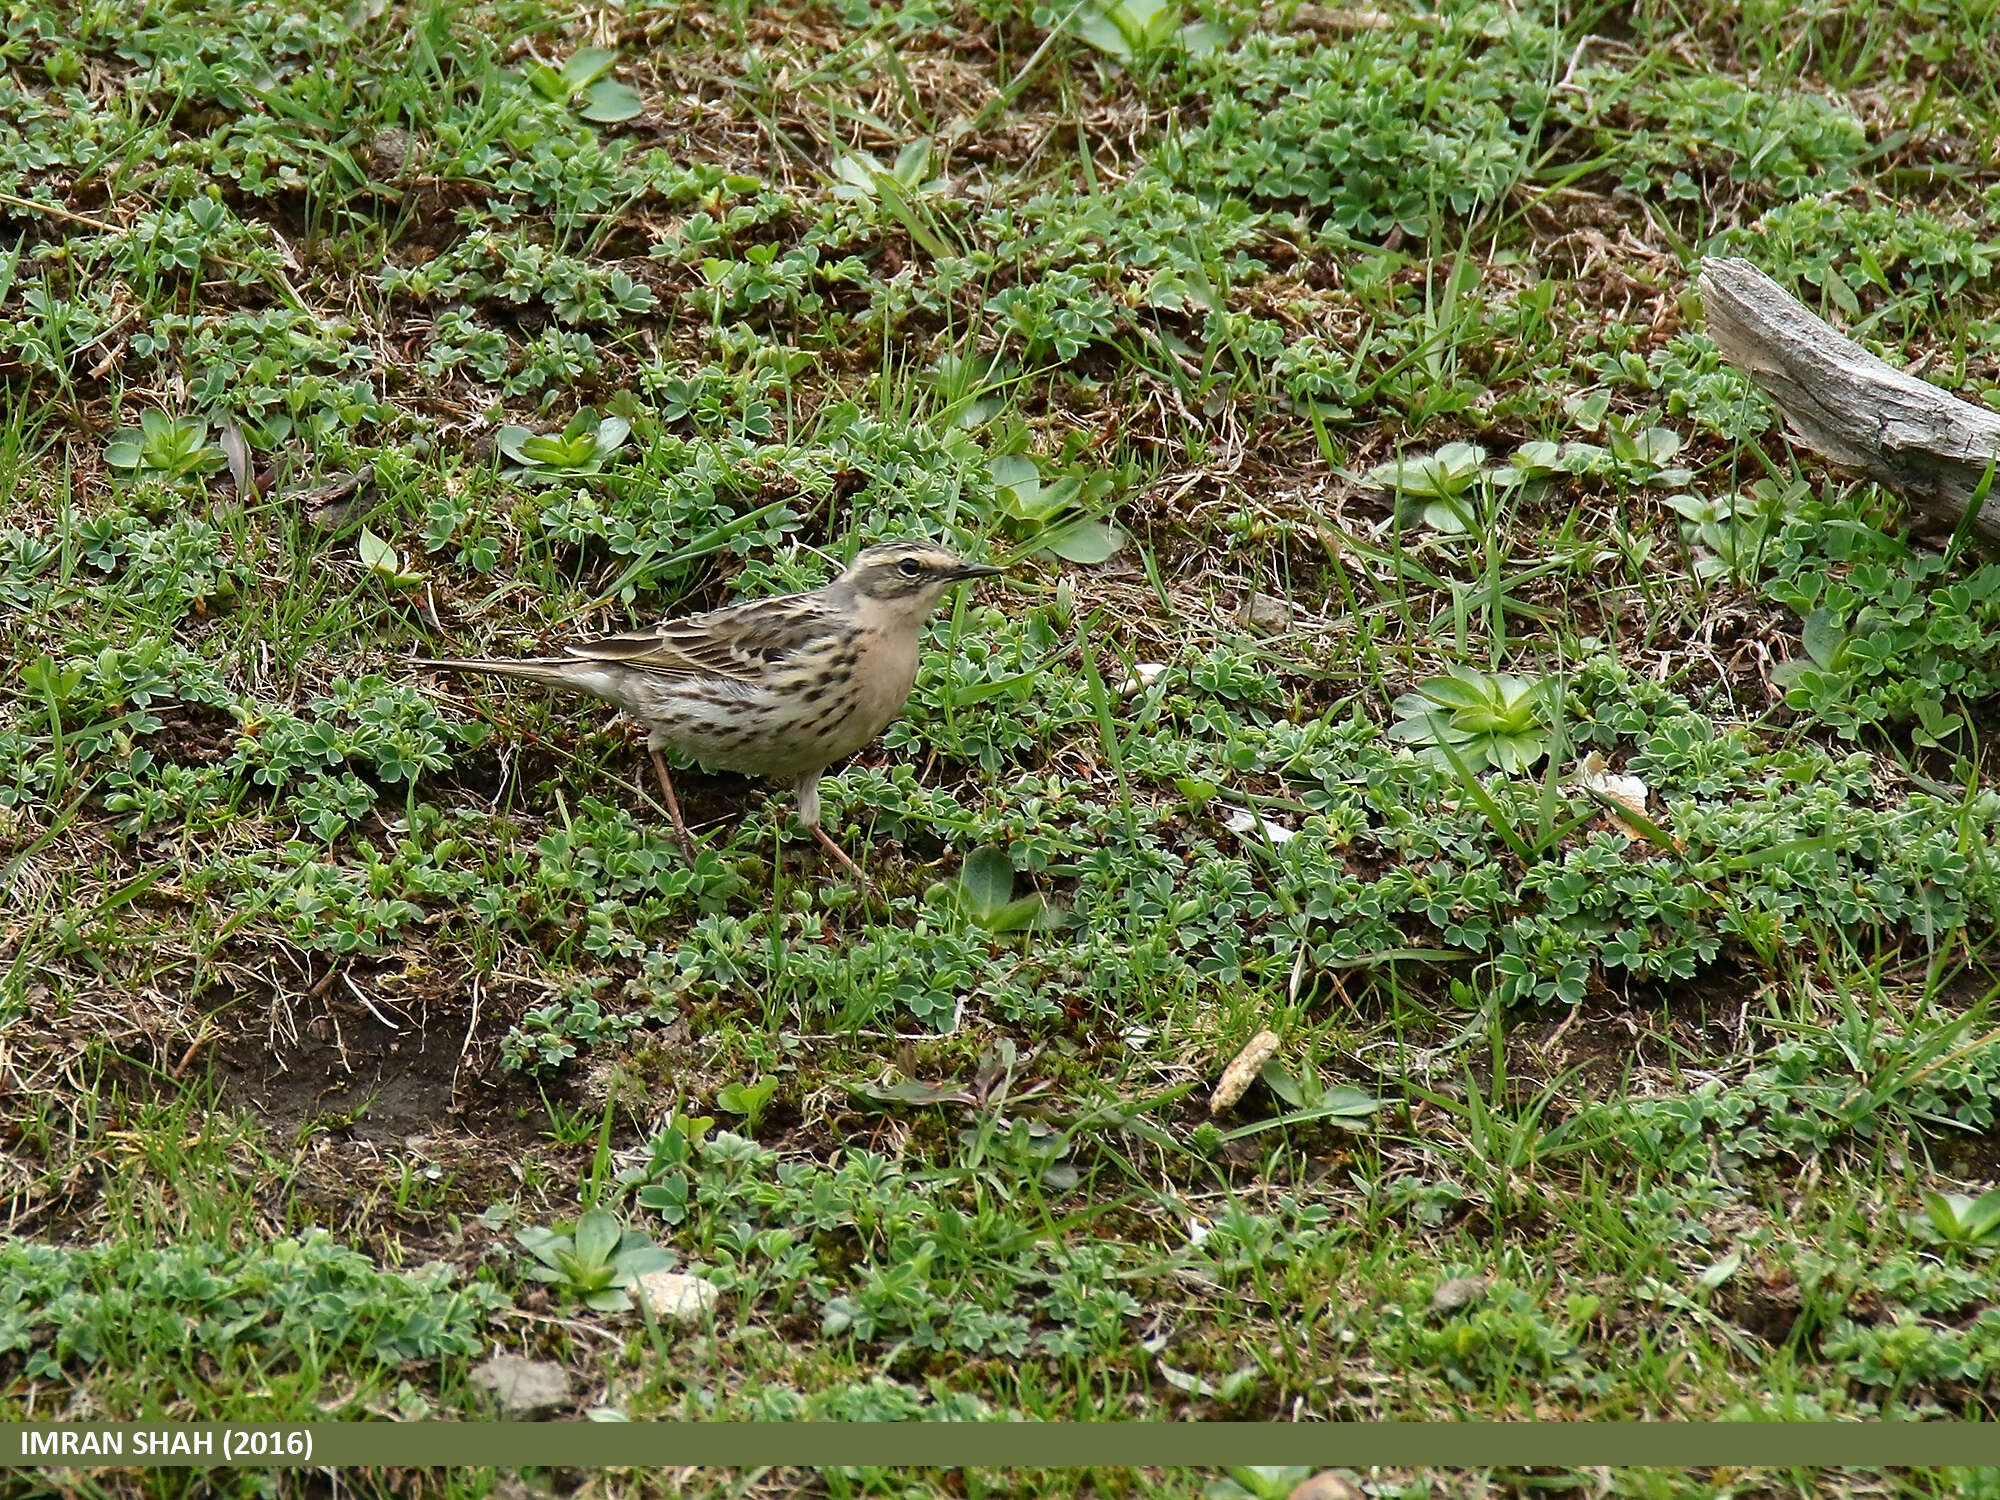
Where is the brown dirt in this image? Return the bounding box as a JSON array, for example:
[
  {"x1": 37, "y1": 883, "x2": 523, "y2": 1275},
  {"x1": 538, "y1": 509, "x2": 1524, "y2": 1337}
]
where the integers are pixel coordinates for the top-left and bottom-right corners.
[{"x1": 212, "y1": 973, "x2": 553, "y2": 1147}]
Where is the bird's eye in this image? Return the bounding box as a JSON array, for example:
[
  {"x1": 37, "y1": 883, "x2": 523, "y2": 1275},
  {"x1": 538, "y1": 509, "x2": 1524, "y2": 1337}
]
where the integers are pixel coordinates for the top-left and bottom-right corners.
[{"x1": 897, "y1": 558, "x2": 922, "y2": 577}]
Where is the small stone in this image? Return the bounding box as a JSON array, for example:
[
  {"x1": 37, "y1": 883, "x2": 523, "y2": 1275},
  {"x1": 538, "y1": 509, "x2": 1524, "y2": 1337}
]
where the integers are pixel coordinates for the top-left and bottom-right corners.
[
  {"x1": 634, "y1": 1270, "x2": 720, "y2": 1325},
  {"x1": 1120, "y1": 662, "x2": 1168, "y2": 695},
  {"x1": 284, "y1": 466, "x2": 377, "y2": 532},
  {"x1": 366, "y1": 126, "x2": 414, "y2": 180},
  {"x1": 1224, "y1": 808, "x2": 1296, "y2": 845},
  {"x1": 469, "y1": 1355, "x2": 570, "y2": 1420},
  {"x1": 1289, "y1": 1474, "x2": 1366, "y2": 1500},
  {"x1": 1429, "y1": 1276, "x2": 1489, "y2": 1315},
  {"x1": 1243, "y1": 591, "x2": 1292, "y2": 632}
]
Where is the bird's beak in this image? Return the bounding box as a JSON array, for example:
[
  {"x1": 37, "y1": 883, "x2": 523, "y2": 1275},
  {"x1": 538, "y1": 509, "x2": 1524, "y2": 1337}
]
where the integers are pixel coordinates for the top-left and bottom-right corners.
[{"x1": 950, "y1": 563, "x2": 1005, "y2": 581}]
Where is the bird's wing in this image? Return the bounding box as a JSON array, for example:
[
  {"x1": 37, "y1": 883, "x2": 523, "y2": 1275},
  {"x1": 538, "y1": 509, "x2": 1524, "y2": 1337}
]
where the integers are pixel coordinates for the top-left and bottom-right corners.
[{"x1": 563, "y1": 592, "x2": 846, "y2": 684}]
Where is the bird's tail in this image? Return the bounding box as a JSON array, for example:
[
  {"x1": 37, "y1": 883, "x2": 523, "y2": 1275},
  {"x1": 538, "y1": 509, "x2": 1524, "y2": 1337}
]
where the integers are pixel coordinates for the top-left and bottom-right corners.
[{"x1": 411, "y1": 657, "x2": 584, "y2": 689}]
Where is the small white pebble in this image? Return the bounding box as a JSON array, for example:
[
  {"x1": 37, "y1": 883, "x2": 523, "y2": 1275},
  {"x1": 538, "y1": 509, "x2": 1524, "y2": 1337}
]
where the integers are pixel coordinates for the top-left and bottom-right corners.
[
  {"x1": 1576, "y1": 752, "x2": 1650, "y2": 821},
  {"x1": 1121, "y1": 662, "x2": 1168, "y2": 695},
  {"x1": 1224, "y1": 808, "x2": 1296, "y2": 844},
  {"x1": 633, "y1": 1270, "x2": 719, "y2": 1325}
]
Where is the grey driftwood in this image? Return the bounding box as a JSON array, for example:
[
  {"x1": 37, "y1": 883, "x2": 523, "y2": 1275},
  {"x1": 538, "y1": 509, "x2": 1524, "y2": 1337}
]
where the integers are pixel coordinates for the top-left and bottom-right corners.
[{"x1": 1697, "y1": 254, "x2": 2000, "y2": 551}]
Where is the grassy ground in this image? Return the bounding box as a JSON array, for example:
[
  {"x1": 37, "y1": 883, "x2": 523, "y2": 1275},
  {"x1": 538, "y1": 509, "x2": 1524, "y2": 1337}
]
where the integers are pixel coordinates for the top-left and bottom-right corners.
[{"x1": 6, "y1": 0, "x2": 2000, "y2": 1489}]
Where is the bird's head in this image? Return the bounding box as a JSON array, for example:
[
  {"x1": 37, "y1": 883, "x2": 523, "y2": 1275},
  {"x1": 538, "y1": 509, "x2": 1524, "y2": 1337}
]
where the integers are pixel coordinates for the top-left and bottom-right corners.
[{"x1": 838, "y1": 540, "x2": 1004, "y2": 620}]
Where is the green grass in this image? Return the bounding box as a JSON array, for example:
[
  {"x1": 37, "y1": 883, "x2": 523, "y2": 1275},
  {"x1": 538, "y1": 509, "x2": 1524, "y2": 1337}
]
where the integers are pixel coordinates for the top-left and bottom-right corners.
[{"x1": 6, "y1": 0, "x2": 2000, "y2": 1490}]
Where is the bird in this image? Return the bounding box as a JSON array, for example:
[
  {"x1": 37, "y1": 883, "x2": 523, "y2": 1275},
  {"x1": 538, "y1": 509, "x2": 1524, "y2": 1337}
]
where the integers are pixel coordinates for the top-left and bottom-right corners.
[{"x1": 414, "y1": 539, "x2": 1004, "y2": 886}]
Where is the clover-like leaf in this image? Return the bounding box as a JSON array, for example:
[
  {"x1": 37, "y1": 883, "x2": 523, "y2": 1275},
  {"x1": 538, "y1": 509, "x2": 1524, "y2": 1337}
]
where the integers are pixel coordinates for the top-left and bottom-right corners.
[
  {"x1": 1963, "y1": 1188, "x2": 2000, "y2": 1241},
  {"x1": 518, "y1": 433, "x2": 587, "y2": 466},
  {"x1": 1214, "y1": 1086, "x2": 1383, "y2": 1143},
  {"x1": 989, "y1": 453, "x2": 1042, "y2": 502},
  {"x1": 515, "y1": 1223, "x2": 573, "y2": 1278},
  {"x1": 517, "y1": 1209, "x2": 674, "y2": 1312},
  {"x1": 1512, "y1": 440, "x2": 1564, "y2": 475},
  {"x1": 1923, "y1": 1187, "x2": 2000, "y2": 1246},
  {"x1": 1076, "y1": 0, "x2": 1182, "y2": 64},
  {"x1": 1367, "y1": 442, "x2": 1487, "y2": 500},
  {"x1": 833, "y1": 152, "x2": 886, "y2": 199},
  {"x1": 588, "y1": 413, "x2": 630, "y2": 459},
  {"x1": 715, "y1": 1076, "x2": 781, "y2": 1126},
  {"x1": 890, "y1": 139, "x2": 932, "y2": 188},
  {"x1": 357, "y1": 528, "x2": 397, "y2": 575},
  {"x1": 988, "y1": 894, "x2": 1054, "y2": 934},
  {"x1": 609, "y1": 1239, "x2": 676, "y2": 1281},
  {"x1": 938, "y1": 846, "x2": 1057, "y2": 933}
]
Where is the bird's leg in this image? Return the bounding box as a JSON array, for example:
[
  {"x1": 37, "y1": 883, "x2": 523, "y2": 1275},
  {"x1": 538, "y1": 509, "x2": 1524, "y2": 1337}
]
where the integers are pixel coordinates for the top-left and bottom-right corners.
[
  {"x1": 810, "y1": 822, "x2": 876, "y2": 894},
  {"x1": 648, "y1": 748, "x2": 697, "y2": 862},
  {"x1": 792, "y1": 772, "x2": 880, "y2": 905}
]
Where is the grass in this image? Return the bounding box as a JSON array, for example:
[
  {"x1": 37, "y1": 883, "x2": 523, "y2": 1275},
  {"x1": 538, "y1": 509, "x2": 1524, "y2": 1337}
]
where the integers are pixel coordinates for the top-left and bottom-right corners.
[{"x1": 5, "y1": 0, "x2": 2000, "y2": 1491}]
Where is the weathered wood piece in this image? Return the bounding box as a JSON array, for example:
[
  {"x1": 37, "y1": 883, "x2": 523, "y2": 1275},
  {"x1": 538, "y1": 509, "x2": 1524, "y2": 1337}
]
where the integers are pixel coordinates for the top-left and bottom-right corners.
[{"x1": 1697, "y1": 255, "x2": 2000, "y2": 551}]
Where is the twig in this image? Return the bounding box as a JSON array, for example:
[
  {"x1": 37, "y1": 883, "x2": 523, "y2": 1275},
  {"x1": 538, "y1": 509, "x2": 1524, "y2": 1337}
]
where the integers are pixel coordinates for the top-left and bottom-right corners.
[
  {"x1": 0, "y1": 188, "x2": 124, "y2": 235},
  {"x1": 452, "y1": 972, "x2": 484, "y2": 1094}
]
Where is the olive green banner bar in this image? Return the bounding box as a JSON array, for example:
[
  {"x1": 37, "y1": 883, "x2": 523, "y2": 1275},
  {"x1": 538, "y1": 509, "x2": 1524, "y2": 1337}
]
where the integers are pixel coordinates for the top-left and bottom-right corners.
[{"x1": 4, "y1": 1423, "x2": 1999, "y2": 1468}]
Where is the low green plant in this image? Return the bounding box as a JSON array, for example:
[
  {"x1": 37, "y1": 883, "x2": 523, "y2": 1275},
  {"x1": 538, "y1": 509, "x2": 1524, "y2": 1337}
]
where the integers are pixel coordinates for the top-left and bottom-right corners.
[
  {"x1": 1386, "y1": 666, "x2": 1553, "y2": 773},
  {"x1": 500, "y1": 986, "x2": 650, "y2": 1074},
  {"x1": 1918, "y1": 1188, "x2": 2000, "y2": 1252},
  {"x1": 0, "y1": 1230, "x2": 506, "y2": 1378},
  {"x1": 621, "y1": 1113, "x2": 715, "y2": 1225},
  {"x1": 1763, "y1": 491, "x2": 2000, "y2": 746},
  {"x1": 1212, "y1": 1080, "x2": 1383, "y2": 1144},
  {"x1": 357, "y1": 527, "x2": 425, "y2": 587},
  {"x1": 521, "y1": 48, "x2": 643, "y2": 123},
  {"x1": 985, "y1": 448, "x2": 1124, "y2": 562},
  {"x1": 497, "y1": 407, "x2": 631, "y2": 480},
  {"x1": 1547, "y1": 401, "x2": 1694, "y2": 489},
  {"x1": 832, "y1": 140, "x2": 942, "y2": 201},
  {"x1": 1169, "y1": 20, "x2": 1558, "y2": 238},
  {"x1": 1664, "y1": 479, "x2": 1805, "y2": 584},
  {"x1": 1366, "y1": 423, "x2": 1690, "y2": 536},
  {"x1": 104, "y1": 412, "x2": 226, "y2": 482},
  {"x1": 1710, "y1": 197, "x2": 2000, "y2": 332},
  {"x1": 1366, "y1": 440, "x2": 1493, "y2": 535},
  {"x1": 1558, "y1": 68, "x2": 1868, "y2": 206},
  {"x1": 516, "y1": 1207, "x2": 676, "y2": 1313},
  {"x1": 984, "y1": 272, "x2": 1118, "y2": 362},
  {"x1": 715, "y1": 1076, "x2": 781, "y2": 1133},
  {"x1": 642, "y1": 360, "x2": 780, "y2": 438},
  {"x1": 1073, "y1": 0, "x2": 1225, "y2": 71},
  {"x1": 928, "y1": 846, "x2": 1057, "y2": 935},
  {"x1": 1202, "y1": 1469, "x2": 1316, "y2": 1500}
]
